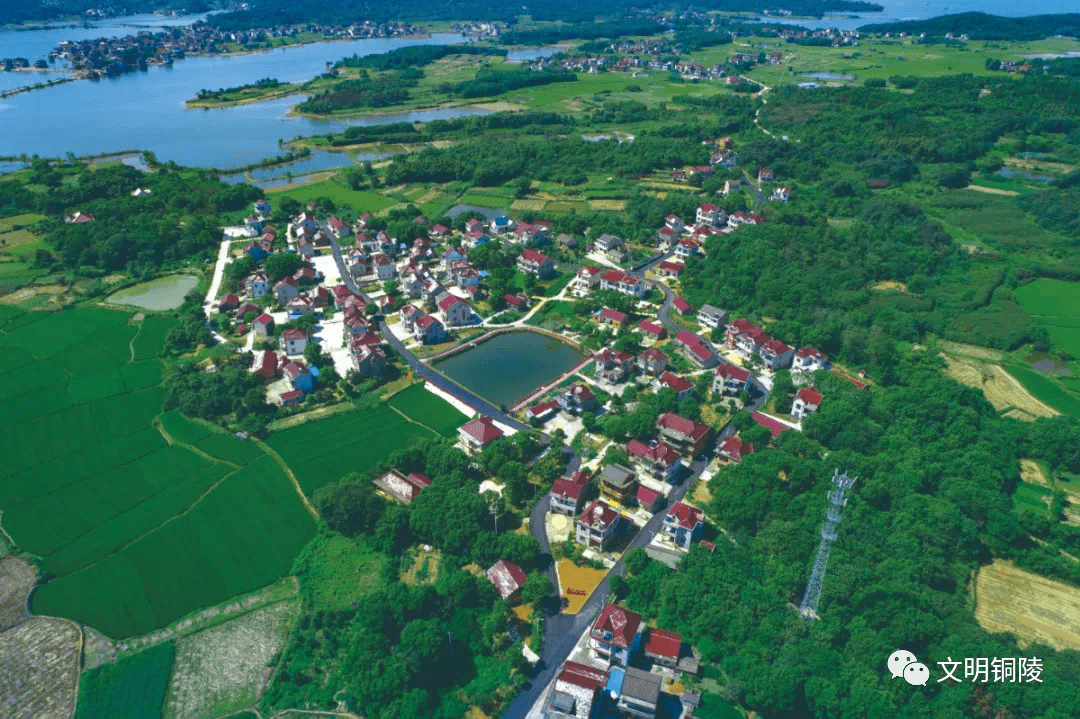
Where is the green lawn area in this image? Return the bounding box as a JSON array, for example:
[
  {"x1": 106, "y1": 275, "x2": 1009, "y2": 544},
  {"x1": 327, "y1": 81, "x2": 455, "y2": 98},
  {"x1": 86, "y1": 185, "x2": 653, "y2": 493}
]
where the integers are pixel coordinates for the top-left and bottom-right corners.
[
  {"x1": 1013, "y1": 481, "x2": 1052, "y2": 516},
  {"x1": 387, "y1": 382, "x2": 468, "y2": 438},
  {"x1": 76, "y1": 642, "x2": 175, "y2": 719},
  {"x1": 0, "y1": 305, "x2": 314, "y2": 639},
  {"x1": 525, "y1": 300, "x2": 578, "y2": 330},
  {"x1": 266, "y1": 179, "x2": 398, "y2": 214},
  {"x1": 292, "y1": 532, "x2": 388, "y2": 611},
  {"x1": 0, "y1": 212, "x2": 47, "y2": 232},
  {"x1": 266, "y1": 404, "x2": 436, "y2": 495},
  {"x1": 1015, "y1": 279, "x2": 1080, "y2": 359}
]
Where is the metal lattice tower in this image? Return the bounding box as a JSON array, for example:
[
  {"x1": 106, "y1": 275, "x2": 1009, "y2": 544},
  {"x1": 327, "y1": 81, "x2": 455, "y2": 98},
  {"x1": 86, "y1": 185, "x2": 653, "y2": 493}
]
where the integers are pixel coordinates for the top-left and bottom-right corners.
[{"x1": 799, "y1": 469, "x2": 856, "y2": 620}]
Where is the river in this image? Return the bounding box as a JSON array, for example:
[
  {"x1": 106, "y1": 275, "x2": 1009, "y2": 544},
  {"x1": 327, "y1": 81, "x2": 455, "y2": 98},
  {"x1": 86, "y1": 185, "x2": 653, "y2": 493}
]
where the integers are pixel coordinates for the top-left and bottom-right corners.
[
  {"x1": 0, "y1": 2, "x2": 1072, "y2": 167},
  {"x1": 0, "y1": 31, "x2": 487, "y2": 168}
]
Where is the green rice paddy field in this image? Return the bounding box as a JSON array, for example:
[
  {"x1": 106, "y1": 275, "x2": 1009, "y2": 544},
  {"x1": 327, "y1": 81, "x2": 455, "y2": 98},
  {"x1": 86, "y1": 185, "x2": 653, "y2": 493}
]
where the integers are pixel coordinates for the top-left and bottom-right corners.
[
  {"x1": 0, "y1": 306, "x2": 315, "y2": 639},
  {"x1": 1016, "y1": 278, "x2": 1080, "y2": 358},
  {"x1": 2, "y1": 306, "x2": 466, "y2": 639}
]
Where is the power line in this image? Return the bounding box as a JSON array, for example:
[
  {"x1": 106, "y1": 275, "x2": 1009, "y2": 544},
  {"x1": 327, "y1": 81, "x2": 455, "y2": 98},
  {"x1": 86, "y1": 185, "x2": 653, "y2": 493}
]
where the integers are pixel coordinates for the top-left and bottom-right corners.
[{"x1": 799, "y1": 468, "x2": 856, "y2": 620}]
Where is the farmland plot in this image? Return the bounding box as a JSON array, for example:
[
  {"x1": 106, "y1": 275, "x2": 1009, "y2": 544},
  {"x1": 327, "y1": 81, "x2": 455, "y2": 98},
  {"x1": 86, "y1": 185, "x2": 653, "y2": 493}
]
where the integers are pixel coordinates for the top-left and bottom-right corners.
[
  {"x1": 165, "y1": 601, "x2": 299, "y2": 719},
  {"x1": 0, "y1": 616, "x2": 80, "y2": 719},
  {"x1": 0, "y1": 556, "x2": 35, "y2": 630},
  {"x1": 976, "y1": 560, "x2": 1080, "y2": 651},
  {"x1": 76, "y1": 641, "x2": 174, "y2": 719}
]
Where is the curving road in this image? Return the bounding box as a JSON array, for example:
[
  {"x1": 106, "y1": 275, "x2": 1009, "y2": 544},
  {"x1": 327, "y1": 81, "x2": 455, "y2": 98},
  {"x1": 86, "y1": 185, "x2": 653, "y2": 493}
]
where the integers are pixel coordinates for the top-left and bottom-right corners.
[
  {"x1": 324, "y1": 233, "x2": 725, "y2": 717},
  {"x1": 325, "y1": 232, "x2": 533, "y2": 433}
]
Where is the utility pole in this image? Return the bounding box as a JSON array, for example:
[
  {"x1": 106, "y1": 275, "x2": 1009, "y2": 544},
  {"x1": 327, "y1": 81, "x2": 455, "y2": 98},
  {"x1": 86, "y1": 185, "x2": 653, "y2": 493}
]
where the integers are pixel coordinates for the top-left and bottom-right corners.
[{"x1": 799, "y1": 469, "x2": 856, "y2": 620}]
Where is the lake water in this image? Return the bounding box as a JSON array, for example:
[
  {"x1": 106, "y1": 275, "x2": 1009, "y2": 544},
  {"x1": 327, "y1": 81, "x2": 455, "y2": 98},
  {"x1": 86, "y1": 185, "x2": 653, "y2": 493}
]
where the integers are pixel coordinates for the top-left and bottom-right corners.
[
  {"x1": 751, "y1": 0, "x2": 1074, "y2": 30},
  {"x1": 432, "y1": 331, "x2": 586, "y2": 407},
  {"x1": 803, "y1": 72, "x2": 854, "y2": 80},
  {"x1": 0, "y1": 31, "x2": 475, "y2": 167},
  {"x1": 107, "y1": 274, "x2": 198, "y2": 310},
  {"x1": 505, "y1": 46, "x2": 562, "y2": 62},
  {"x1": 0, "y1": 160, "x2": 29, "y2": 175}
]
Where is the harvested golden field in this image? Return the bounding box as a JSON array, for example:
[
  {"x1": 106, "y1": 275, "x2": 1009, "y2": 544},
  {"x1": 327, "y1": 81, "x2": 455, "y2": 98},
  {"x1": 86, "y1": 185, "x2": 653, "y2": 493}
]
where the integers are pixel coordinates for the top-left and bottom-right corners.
[
  {"x1": 415, "y1": 188, "x2": 442, "y2": 205},
  {"x1": 0, "y1": 616, "x2": 80, "y2": 719},
  {"x1": 587, "y1": 199, "x2": 627, "y2": 211},
  {"x1": 1020, "y1": 459, "x2": 1049, "y2": 486},
  {"x1": 871, "y1": 280, "x2": 907, "y2": 292},
  {"x1": 941, "y1": 355, "x2": 1057, "y2": 419},
  {"x1": 165, "y1": 601, "x2": 298, "y2": 719},
  {"x1": 976, "y1": 560, "x2": 1080, "y2": 651},
  {"x1": 938, "y1": 340, "x2": 1005, "y2": 361},
  {"x1": 967, "y1": 184, "x2": 1020, "y2": 197},
  {"x1": 0, "y1": 556, "x2": 35, "y2": 630},
  {"x1": 556, "y1": 559, "x2": 607, "y2": 615},
  {"x1": 510, "y1": 199, "x2": 547, "y2": 211}
]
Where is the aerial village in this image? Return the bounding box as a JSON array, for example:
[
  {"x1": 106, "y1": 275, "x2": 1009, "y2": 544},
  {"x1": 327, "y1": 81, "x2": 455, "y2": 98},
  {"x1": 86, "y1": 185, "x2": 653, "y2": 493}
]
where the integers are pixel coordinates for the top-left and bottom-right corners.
[{"x1": 193, "y1": 136, "x2": 869, "y2": 719}]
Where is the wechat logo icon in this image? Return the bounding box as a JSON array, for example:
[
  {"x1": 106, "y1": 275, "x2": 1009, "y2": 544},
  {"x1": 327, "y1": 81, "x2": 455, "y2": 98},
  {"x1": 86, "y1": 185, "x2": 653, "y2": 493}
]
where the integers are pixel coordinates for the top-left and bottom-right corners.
[{"x1": 888, "y1": 649, "x2": 930, "y2": 686}]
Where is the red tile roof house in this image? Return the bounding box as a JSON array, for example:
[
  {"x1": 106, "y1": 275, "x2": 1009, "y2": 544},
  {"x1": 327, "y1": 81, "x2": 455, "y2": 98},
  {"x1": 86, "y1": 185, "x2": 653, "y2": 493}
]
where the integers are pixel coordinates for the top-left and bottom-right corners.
[
  {"x1": 655, "y1": 371, "x2": 694, "y2": 400},
  {"x1": 328, "y1": 215, "x2": 350, "y2": 238},
  {"x1": 636, "y1": 348, "x2": 669, "y2": 376},
  {"x1": 588, "y1": 603, "x2": 643, "y2": 667},
  {"x1": 664, "y1": 214, "x2": 685, "y2": 232},
  {"x1": 675, "y1": 238, "x2": 700, "y2": 260},
  {"x1": 599, "y1": 270, "x2": 645, "y2": 298},
  {"x1": 758, "y1": 168, "x2": 775, "y2": 183},
  {"x1": 626, "y1": 438, "x2": 683, "y2": 483},
  {"x1": 572, "y1": 265, "x2": 604, "y2": 295},
  {"x1": 725, "y1": 318, "x2": 765, "y2": 354},
  {"x1": 352, "y1": 344, "x2": 387, "y2": 379},
  {"x1": 792, "y1": 387, "x2": 823, "y2": 420},
  {"x1": 656, "y1": 412, "x2": 710, "y2": 456},
  {"x1": 457, "y1": 416, "x2": 504, "y2": 455},
  {"x1": 274, "y1": 276, "x2": 300, "y2": 306},
  {"x1": 438, "y1": 294, "x2": 473, "y2": 327},
  {"x1": 793, "y1": 346, "x2": 830, "y2": 373},
  {"x1": 597, "y1": 307, "x2": 628, "y2": 329},
  {"x1": 372, "y1": 470, "x2": 432, "y2": 505},
  {"x1": 516, "y1": 248, "x2": 555, "y2": 278},
  {"x1": 719, "y1": 435, "x2": 755, "y2": 463},
  {"x1": 282, "y1": 360, "x2": 315, "y2": 393},
  {"x1": 279, "y1": 327, "x2": 309, "y2": 356},
  {"x1": 486, "y1": 559, "x2": 528, "y2": 601},
  {"x1": 217, "y1": 293, "x2": 240, "y2": 313},
  {"x1": 685, "y1": 338, "x2": 718, "y2": 369},
  {"x1": 279, "y1": 388, "x2": 303, "y2": 407},
  {"x1": 558, "y1": 383, "x2": 597, "y2": 415},
  {"x1": 504, "y1": 293, "x2": 530, "y2": 311},
  {"x1": 759, "y1": 338, "x2": 794, "y2": 370},
  {"x1": 713, "y1": 362, "x2": 752, "y2": 397},
  {"x1": 662, "y1": 501, "x2": 705, "y2": 550},
  {"x1": 656, "y1": 225, "x2": 680, "y2": 246},
  {"x1": 638, "y1": 320, "x2": 666, "y2": 342},
  {"x1": 672, "y1": 297, "x2": 692, "y2": 315},
  {"x1": 65, "y1": 211, "x2": 95, "y2": 224},
  {"x1": 636, "y1": 485, "x2": 664, "y2": 513},
  {"x1": 695, "y1": 202, "x2": 723, "y2": 228},
  {"x1": 576, "y1": 500, "x2": 623, "y2": 550},
  {"x1": 643, "y1": 628, "x2": 683, "y2": 669},
  {"x1": 252, "y1": 313, "x2": 274, "y2": 338},
  {"x1": 593, "y1": 348, "x2": 634, "y2": 383},
  {"x1": 526, "y1": 399, "x2": 559, "y2": 423},
  {"x1": 252, "y1": 349, "x2": 278, "y2": 379},
  {"x1": 656, "y1": 260, "x2": 685, "y2": 279},
  {"x1": 413, "y1": 313, "x2": 447, "y2": 344},
  {"x1": 551, "y1": 470, "x2": 593, "y2": 516},
  {"x1": 546, "y1": 661, "x2": 609, "y2": 719}
]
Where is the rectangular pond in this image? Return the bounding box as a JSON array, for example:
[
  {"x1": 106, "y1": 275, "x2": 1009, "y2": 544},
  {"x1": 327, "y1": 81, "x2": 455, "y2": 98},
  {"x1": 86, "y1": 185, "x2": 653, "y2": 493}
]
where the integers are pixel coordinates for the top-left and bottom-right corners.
[{"x1": 432, "y1": 331, "x2": 586, "y2": 408}]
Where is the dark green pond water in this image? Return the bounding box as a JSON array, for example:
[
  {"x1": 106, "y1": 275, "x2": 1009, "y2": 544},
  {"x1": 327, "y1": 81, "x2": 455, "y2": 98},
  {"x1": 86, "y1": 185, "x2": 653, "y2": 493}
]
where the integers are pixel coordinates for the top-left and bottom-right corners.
[{"x1": 432, "y1": 331, "x2": 586, "y2": 407}]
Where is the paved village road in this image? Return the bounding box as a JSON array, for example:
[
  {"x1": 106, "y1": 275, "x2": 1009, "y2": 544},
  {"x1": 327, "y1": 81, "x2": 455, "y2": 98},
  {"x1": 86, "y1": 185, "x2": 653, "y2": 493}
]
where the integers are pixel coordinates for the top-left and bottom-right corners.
[{"x1": 502, "y1": 456, "x2": 707, "y2": 719}]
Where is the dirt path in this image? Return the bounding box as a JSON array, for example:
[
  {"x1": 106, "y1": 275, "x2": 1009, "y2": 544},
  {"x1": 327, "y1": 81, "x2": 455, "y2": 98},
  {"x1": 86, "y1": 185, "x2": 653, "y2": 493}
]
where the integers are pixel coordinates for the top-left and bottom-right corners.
[
  {"x1": 385, "y1": 403, "x2": 442, "y2": 437},
  {"x1": 255, "y1": 440, "x2": 319, "y2": 520}
]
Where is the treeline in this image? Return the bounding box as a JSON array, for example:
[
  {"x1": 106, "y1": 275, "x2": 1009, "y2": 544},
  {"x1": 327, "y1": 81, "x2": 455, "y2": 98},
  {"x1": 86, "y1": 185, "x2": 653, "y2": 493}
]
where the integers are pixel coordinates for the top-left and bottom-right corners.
[
  {"x1": 0, "y1": 0, "x2": 207, "y2": 24},
  {"x1": 294, "y1": 70, "x2": 418, "y2": 113},
  {"x1": 266, "y1": 433, "x2": 552, "y2": 716},
  {"x1": 450, "y1": 66, "x2": 577, "y2": 99},
  {"x1": 753, "y1": 74, "x2": 1080, "y2": 193},
  {"x1": 335, "y1": 110, "x2": 571, "y2": 145},
  {"x1": 385, "y1": 134, "x2": 704, "y2": 186},
  {"x1": 678, "y1": 198, "x2": 1047, "y2": 379},
  {"x1": 499, "y1": 18, "x2": 664, "y2": 45},
  {"x1": 334, "y1": 44, "x2": 506, "y2": 71},
  {"x1": 1018, "y1": 189, "x2": 1080, "y2": 238},
  {"x1": 10, "y1": 162, "x2": 247, "y2": 273},
  {"x1": 859, "y1": 12, "x2": 1080, "y2": 40},
  {"x1": 616, "y1": 351, "x2": 1080, "y2": 718},
  {"x1": 195, "y1": 77, "x2": 281, "y2": 100}
]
